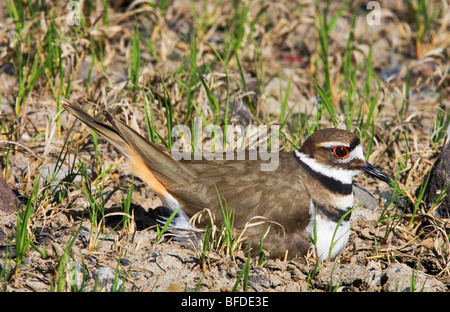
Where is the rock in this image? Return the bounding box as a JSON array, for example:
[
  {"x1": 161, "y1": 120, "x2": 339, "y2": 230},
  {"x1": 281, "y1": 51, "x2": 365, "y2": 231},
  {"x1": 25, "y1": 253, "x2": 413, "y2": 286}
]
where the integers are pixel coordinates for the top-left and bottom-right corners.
[
  {"x1": 365, "y1": 261, "x2": 383, "y2": 292},
  {"x1": 353, "y1": 184, "x2": 379, "y2": 211},
  {"x1": 120, "y1": 258, "x2": 131, "y2": 266},
  {"x1": 248, "y1": 267, "x2": 271, "y2": 291},
  {"x1": 92, "y1": 266, "x2": 123, "y2": 291},
  {"x1": 423, "y1": 142, "x2": 450, "y2": 218},
  {"x1": 0, "y1": 179, "x2": 20, "y2": 255},
  {"x1": 269, "y1": 271, "x2": 289, "y2": 288},
  {"x1": 314, "y1": 263, "x2": 369, "y2": 290},
  {"x1": 0, "y1": 244, "x2": 16, "y2": 258},
  {"x1": 0, "y1": 177, "x2": 21, "y2": 213},
  {"x1": 382, "y1": 263, "x2": 445, "y2": 292},
  {"x1": 35, "y1": 227, "x2": 55, "y2": 246},
  {"x1": 0, "y1": 227, "x2": 6, "y2": 244}
]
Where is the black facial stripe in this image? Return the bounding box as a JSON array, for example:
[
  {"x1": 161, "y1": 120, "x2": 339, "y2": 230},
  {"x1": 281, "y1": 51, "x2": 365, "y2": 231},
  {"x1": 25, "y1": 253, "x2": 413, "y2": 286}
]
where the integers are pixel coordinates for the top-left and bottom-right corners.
[
  {"x1": 294, "y1": 152, "x2": 353, "y2": 195},
  {"x1": 348, "y1": 137, "x2": 361, "y2": 152},
  {"x1": 315, "y1": 203, "x2": 352, "y2": 223}
]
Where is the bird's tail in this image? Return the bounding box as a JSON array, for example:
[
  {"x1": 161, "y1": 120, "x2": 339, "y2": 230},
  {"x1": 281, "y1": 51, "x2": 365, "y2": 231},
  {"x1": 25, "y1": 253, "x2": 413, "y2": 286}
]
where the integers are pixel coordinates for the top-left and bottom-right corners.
[{"x1": 62, "y1": 101, "x2": 193, "y2": 199}]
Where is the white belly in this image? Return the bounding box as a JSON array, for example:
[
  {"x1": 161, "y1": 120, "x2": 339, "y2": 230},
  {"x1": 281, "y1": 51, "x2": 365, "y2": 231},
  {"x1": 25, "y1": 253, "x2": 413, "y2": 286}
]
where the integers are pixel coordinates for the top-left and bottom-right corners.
[{"x1": 307, "y1": 201, "x2": 351, "y2": 260}]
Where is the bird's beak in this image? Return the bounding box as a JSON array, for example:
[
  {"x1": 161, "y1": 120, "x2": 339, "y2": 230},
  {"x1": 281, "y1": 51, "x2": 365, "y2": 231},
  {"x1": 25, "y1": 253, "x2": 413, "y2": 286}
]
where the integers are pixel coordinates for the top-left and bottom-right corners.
[{"x1": 361, "y1": 162, "x2": 391, "y2": 184}]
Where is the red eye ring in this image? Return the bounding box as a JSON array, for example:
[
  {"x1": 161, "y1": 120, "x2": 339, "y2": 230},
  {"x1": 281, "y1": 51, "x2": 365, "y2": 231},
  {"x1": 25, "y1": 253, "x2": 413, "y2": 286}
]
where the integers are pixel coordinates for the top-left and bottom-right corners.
[{"x1": 333, "y1": 146, "x2": 349, "y2": 159}]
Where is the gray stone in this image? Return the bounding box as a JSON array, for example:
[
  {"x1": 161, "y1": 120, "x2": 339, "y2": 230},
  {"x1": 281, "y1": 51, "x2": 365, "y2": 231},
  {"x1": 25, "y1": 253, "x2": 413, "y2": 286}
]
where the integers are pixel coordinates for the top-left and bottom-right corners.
[
  {"x1": 314, "y1": 263, "x2": 369, "y2": 289},
  {"x1": 0, "y1": 177, "x2": 21, "y2": 213},
  {"x1": 248, "y1": 267, "x2": 271, "y2": 291},
  {"x1": 92, "y1": 266, "x2": 123, "y2": 291},
  {"x1": 365, "y1": 261, "x2": 383, "y2": 292},
  {"x1": 423, "y1": 142, "x2": 450, "y2": 218},
  {"x1": 382, "y1": 263, "x2": 444, "y2": 292},
  {"x1": 353, "y1": 184, "x2": 379, "y2": 210}
]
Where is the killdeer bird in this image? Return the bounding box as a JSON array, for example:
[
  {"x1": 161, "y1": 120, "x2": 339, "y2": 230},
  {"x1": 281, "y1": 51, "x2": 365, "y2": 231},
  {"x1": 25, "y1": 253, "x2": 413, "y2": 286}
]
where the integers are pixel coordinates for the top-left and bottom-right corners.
[{"x1": 63, "y1": 102, "x2": 390, "y2": 260}]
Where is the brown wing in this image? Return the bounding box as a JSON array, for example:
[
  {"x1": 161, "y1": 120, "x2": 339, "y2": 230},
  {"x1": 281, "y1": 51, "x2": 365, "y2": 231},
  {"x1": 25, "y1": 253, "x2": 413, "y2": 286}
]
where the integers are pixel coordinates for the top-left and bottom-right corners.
[
  {"x1": 171, "y1": 153, "x2": 313, "y2": 258},
  {"x1": 172, "y1": 154, "x2": 309, "y2": 226}
]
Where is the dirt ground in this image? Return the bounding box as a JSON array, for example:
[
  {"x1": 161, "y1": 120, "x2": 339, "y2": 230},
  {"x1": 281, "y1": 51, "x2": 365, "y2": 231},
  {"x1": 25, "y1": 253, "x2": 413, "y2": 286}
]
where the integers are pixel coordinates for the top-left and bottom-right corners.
[
  {"x1": 0, "y1": 0, "x2": 449, "y2": 292},
  {"x1": 1, "y1": 181, "x2": 448, "y2": 292}
]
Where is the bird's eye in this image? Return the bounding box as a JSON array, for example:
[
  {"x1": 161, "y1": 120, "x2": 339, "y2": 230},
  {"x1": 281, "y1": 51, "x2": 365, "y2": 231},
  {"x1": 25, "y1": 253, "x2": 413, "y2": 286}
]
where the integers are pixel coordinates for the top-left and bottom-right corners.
[{"x1": 333, "y1": 146, "x2": 349, "y2": 159}]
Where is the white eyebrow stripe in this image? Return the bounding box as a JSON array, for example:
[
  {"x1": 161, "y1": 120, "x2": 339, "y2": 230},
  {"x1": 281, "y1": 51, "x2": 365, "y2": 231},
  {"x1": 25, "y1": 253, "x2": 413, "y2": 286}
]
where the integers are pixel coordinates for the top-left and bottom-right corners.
[{"x1": 317, "y1": 142, "x2": 349, "y2": 148}]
